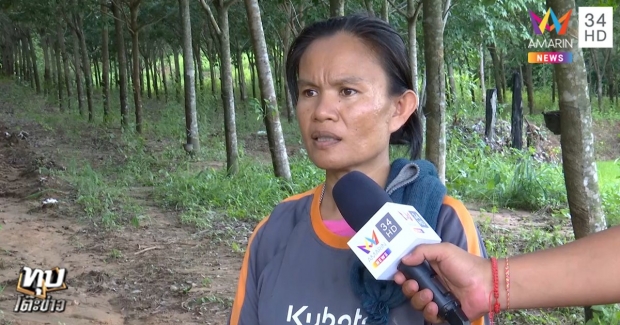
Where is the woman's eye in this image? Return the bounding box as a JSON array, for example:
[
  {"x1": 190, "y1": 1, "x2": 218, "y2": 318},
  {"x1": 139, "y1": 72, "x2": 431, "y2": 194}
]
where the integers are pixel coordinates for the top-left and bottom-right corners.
[
  {"x1": 302, "y1": 89, "x2": 317, "y2": 97},
  {"x1": 341, "y1": 88, "x2": 357, "y2": 96}
]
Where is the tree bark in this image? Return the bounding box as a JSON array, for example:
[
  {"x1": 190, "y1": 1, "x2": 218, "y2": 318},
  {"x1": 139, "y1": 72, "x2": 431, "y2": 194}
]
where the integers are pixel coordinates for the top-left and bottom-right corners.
[
  {"x1": 41, "y1": 34, "x2": 51, "y2": 95},
  {"x1": 112, "y1": 0, "x2": 130, "y2": 129},
  {"x1": 205, "y1": 0, "x2": 240, "y2": 175},
  {"x1": 54, "y1": 27, "x2": 64, "y2": 111},
  {"x1": 72, "y1": 31, "x2": 85, "y2": 116},
  {"x1": 26, "y1": 30, "x2": 41, "y2": 94},
  {"x1": 523, "y1": 63, "x2": 534, "y2": 114},
  {"x1": 447, "y1": 61, "x2": 456, "y2": 104},
  {"x1": 244, "y1": 0, "x2": 291, "y2": 180},
  {"x1": 329, "y1": 0, "x2": 345, "y2": 17},
  {"x1": 173, "y1": 47, "x2": 181, "y2": 101},
  {"x1": 179, "y1": 0, "x2": 200, "y2": 153},
  {"x1": 59, "y1": 28, "x2": 72, "y2": 111},
  {"x1": 479, "y1": 43, "x2": 485, "y2": 103},
  {"x1": 130, "y1": 1, "x2": 143, "y2": 133},
  {"x1": 547, "y1": 0, "x2": 607, "y2": 322},
  {"x1": 75, "y1": 12, "x2": 94, "y2": 122},
  {"x1": 160, "y1": 50, "x2": 168, "y2": 101},
  {"x1": 422, "y1": 0, "x2": 446, "y2": 183},
  {"x1": 101, "y1": 1, "x2": 111, "y2": 121},
  {"x1": 407, "y1": 0, "x2": 422, "y2": 93},
  {"x1": 487, "y1": 44, "x2": 503, "y2": 104}
]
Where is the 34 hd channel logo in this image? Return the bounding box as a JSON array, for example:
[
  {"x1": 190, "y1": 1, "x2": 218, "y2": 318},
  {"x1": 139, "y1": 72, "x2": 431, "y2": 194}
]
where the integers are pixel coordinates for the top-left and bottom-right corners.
[{"x1": 14, "y1": 266, "x2": 68, "y2": 313}]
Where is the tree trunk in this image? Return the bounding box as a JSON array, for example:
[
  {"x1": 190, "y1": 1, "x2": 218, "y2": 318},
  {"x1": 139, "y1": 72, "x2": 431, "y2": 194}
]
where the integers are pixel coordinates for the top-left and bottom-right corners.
[
  {"x1": 215, "y1": 1, "x2": 240, "y2": 175},
  {"x1": 101, "y1": 1, "x2": 111, "y2": 121},
  {"x1": 523, "y1": 63, "x2": 534, "y2": 114},
  {"x1": 144, "y1": 55, "x2": 152, "y2": 98},
  {"x1": 130, "y1": 2, "x2": 143, "y2": 133},
  {"x1": 479, "y1": 43, "x2": 485, "y2": 103},
  {"x1": 282, "y1": 2, "x2": 294, "y2": 121},
  {"x1": 237, "y1": 46, "x2": 247, "y2": 101},
  {"x1": 160, "y1": 51, "x2": 168, "y2": 101},
  {"x1": 499, "y1": 51, "x2": 507, "y2": 100},
  {"x1": 41, "y1": 35, "x2": 51, "y2": 95},
  {"x1": 173, "y1": 47, "x2": 181, "y2": 102},
  {"x1": 329, "y1": 0, "x2": 345, "y2": 17},
  {"x1": 72, "y1": 32, "x2": 85, "y2": 116},
  {"x1": 422, "y1": 0, "x2": 446, "y2": 183},
  {"x1": 364, "y1": 0, "x2": 374, "y2": 15},
  {"x1": 407, "y1": 0, "x2": 422, "y2": 93},
  {"x1": 179, "y1": 0, "x2": 200, "y2": 153},
  {"x1": 244, "y1": 0, "x2": 292, "y2": 180},
  {"x1": 194, "y1": 40, "x2": 204, "y2": 90},
  {"x1": 488, "y1": 44, "x2": 503, "y2": 104},
  {"x1": 54, "y1": 28, "x2": 64, "y2": 111},
  {"x1": 204, "y1": 31, "x2": 217, "y2": 96},
  {"x1": 551, "y1": 69, "x2": 556, "y2": 103},
  {"x1": 75, "y1": 13, "x2": 94, "y2": 122},
  {"x1": 447, "y1": 62, "x2": 456, "y2": 104},
  {"x1": 26, "y1": 31, "x2": 41, "y2": 93},
  {"x1": 547, "y1": 0, "x2": 607, "y2": 323},
  {"x1": 152, "y1": 53, "x2": 159, "y2": 99},
  {"x1": 112, "y1": 1, "x2": 129, "y2": 129},
  {"x1": 248, "y1": 51, "x2": 257, "y2": 99},
  {"x1": 381, "y1": 0, "x2": 389, "y2": 22},
  {"x1": 59, "y1": 29, "x2": 72, "y2": 111}
]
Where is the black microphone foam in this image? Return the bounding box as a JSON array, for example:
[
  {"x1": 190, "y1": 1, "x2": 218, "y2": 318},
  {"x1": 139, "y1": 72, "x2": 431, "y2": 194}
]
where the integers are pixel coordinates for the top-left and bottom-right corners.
[
  {"x1": 332, "y1": 171, "x2": 471, "y2": 325},
  {"x1": 332, "y1": 171, "x2": 391, "y2": 231}
]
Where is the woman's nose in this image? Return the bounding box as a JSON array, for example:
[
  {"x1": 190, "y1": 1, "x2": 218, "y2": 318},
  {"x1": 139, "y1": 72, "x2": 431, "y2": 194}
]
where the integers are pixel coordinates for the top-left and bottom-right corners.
[{"x1": 313, "y1": 92, "x2": 339, "y2": 122}]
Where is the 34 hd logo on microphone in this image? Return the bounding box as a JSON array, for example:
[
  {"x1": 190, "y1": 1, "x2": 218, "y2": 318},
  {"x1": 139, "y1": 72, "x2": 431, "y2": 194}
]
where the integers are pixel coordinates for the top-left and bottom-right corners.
[{"x1": 348, "y1": 203, "x2": 441, "y2": 280}]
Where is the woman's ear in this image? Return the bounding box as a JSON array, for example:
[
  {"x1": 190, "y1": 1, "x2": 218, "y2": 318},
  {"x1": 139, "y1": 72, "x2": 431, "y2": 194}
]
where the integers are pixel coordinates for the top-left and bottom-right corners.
[{"x1": 389, "y1": 90, "x2": 418, "y2": 133}]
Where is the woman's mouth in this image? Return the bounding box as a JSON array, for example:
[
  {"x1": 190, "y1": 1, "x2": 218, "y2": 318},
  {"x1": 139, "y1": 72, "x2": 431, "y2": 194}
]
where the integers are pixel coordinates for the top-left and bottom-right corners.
[{"x1": 311, "y1": 131, "x2": 342, "y2": 148}]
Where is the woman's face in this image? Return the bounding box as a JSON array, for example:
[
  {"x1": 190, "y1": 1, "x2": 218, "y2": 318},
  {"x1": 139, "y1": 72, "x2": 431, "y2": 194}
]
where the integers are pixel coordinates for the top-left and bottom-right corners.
[{"x1": 296, "y1": 32, "x2": 414, "y2": 173}]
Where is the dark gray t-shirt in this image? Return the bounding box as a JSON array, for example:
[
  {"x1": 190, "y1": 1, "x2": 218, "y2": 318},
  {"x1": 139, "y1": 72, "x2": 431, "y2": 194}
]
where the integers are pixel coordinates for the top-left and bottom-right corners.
[{"x1": 229, "y1": 185, "x2": 488, "y2": 325}]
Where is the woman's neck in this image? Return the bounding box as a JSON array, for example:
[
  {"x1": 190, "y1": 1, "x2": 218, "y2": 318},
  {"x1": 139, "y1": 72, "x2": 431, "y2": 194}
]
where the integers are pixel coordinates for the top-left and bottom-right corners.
[{"x1": 319, "y1": 162, "x2": 391, "y2": 221}]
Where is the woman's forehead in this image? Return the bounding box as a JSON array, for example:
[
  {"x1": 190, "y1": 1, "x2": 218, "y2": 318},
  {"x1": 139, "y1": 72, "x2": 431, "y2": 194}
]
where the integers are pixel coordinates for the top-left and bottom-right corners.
[{"x1": 300, "y1": 35, "x2": 381, "y2": 72}]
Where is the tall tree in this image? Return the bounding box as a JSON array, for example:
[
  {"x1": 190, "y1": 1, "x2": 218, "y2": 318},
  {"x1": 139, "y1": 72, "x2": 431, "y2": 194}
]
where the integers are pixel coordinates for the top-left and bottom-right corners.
[
  {"x1": 200, "y1": 0, "x2": 240, "y2": 175},
  {"x1": 101, "y1": 0, "x2": 111, "y2": 121},
  {"x1": 178, "y1": 0, "x2": 200, "y2": 153},
  {"x1": 244, "y1": 0, "x2": 291, "y2": 180},
  {"x1": 112, "y1": 0, "x2": 130, "y2": 130},
  {"x1": 547, "y1": 0, "x2": 607, "y2": 321},
  {"x1": 422, "y1": 0, "x2": 447, "y2": 182},
  {"x1": 128, "y1": 0, "x2": 144, "y2": 133}
]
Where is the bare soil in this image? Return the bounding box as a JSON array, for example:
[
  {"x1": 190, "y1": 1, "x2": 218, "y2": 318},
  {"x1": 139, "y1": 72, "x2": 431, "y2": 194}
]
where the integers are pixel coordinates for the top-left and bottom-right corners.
[
  {"x1": 0, "y1": 82, "x2": 617, "y2": 324},
  {"x1": 0, "y1": 110, "x2": 248, "y2": 323}
]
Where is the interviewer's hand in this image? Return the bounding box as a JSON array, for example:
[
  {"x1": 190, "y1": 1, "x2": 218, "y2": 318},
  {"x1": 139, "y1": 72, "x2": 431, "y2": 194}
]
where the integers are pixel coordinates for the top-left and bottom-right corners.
[{"x1": 393, "y1": 242, "x2": 491, "y2": 323}]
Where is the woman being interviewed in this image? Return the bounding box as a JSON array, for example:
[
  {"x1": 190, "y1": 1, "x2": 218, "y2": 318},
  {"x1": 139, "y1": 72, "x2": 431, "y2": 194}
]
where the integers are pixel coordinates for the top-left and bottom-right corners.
[{"x1": 228, "y1": 14, "x2": 489, "y2": 325}]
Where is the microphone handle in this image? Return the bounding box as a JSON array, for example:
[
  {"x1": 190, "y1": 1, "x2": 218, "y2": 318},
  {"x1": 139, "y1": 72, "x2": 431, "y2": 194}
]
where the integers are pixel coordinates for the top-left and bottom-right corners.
[{"x1": 397, "y1": 260, "x2": 470, "y2": 325}]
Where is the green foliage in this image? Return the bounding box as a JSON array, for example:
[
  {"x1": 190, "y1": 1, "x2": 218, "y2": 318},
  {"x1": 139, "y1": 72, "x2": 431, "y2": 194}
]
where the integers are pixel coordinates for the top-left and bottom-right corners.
[
  {"x1": 446, "y1": 127, "x2": 567, "y2": 212},
  {"x1": 152, "y1": 156, "x2": 322, "y2": 224},
  {"x1": 587, "y1": 304, "x2": 620, "y2": 325},
  {"x1": 599, "y1": 159, "x2": 620, "y2": 227}
]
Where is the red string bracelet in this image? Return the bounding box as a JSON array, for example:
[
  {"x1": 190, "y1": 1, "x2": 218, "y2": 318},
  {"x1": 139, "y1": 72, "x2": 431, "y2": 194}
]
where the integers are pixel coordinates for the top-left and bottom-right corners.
[{"x1": 488, "y1": 257, "x2": 500, "y2": 324}]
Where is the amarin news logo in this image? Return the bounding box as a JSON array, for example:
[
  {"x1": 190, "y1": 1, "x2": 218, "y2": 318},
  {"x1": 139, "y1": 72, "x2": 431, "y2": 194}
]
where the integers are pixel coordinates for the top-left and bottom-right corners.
[
  {"x1": 529, "y1": 8, "x2": 572, "y2": 35},
  {"x1": 527, "y1": 7, "x2": 574, "y2": 64},
  {"x1": 14, "y1": 266, "x2": 68, "y2": 313},
  {"x1": 357, "y1": 230, "x2": 379, "y2": 254}
]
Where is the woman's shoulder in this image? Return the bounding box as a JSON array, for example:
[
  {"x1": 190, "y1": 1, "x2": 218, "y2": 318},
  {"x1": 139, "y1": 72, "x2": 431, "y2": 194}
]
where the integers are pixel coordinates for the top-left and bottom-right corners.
[{"x1": 254, "y1": 185, "x2": 320, "y2": 236}]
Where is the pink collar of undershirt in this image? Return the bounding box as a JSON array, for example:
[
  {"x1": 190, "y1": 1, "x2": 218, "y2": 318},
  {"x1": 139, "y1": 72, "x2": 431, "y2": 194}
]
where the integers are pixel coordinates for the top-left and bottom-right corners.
[{"x1": 322, "y1": 219, "x2": 356, "y2": 237}]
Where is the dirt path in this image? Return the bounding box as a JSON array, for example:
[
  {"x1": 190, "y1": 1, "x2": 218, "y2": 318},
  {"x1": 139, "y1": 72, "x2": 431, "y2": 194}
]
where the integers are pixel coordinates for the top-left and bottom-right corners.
[{"x1": 0, "y1": 114, "x2": 247, "y2": 324}]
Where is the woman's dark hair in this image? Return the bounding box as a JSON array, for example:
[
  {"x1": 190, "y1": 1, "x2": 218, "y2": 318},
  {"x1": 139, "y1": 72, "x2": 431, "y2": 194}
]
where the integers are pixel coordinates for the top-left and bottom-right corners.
[{"x1": 285, "y1": 13, "x2": 423, "y2": 160}]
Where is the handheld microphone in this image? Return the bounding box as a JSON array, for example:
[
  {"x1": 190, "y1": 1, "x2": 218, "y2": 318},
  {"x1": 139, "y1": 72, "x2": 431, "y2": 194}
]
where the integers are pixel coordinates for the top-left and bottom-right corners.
[{"x1": 333, "y1": 171, "x2": 470, "y2": 325}]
